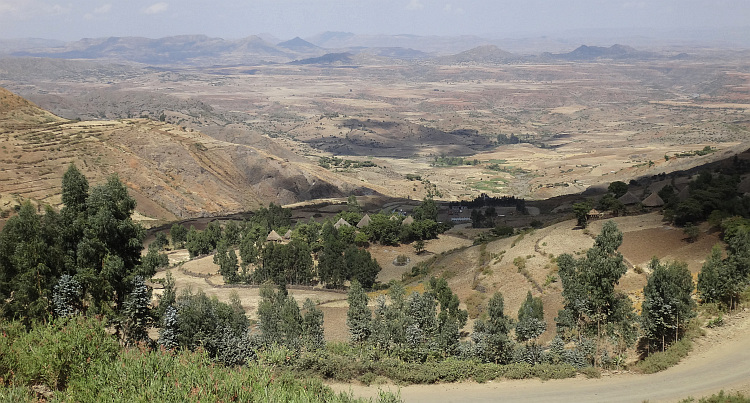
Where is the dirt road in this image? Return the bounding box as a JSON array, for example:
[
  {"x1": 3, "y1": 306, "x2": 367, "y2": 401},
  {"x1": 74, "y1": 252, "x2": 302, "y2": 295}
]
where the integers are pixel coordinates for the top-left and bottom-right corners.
[{"x1": 331, "y1": 310, "x2": 750, "y2": 402}]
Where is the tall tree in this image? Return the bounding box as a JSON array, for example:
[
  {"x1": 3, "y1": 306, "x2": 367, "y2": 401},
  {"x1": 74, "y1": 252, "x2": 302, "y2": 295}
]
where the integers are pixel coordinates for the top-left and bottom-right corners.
[
  {"x1": 77, "y1": 175, "x2": 145, "y2": 312},
  {"x1": 428, "y1": 277, "x2": 468, "y2": 356},
  {"x1": 556, "y1": 221, "x2": 637, "y2": 354},
  {"x1": 472, "y1": 292, "x2": 514, "y2": 364},
  {"x1": 346, "y1": 280, "x2": 371, "y2": 344},
  {"x1": 301, "y1": 298, "x2": 325, "y2": 351},
  {"x1": 516, "y1": 291, "x2": 546, "y2": 343},
  {"x1": 572, "y1": 201, "x2": 592, "y2": 228},
  {"x1": 641, "y1": 258, "x2": 696, "y2": 351}
]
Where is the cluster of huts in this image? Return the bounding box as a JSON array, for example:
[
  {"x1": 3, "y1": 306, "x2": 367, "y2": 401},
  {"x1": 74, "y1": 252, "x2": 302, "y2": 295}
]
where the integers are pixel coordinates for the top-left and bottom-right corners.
[
  {"x1": 265, "y1": 213, "x2": 415, "y2": 243},
  {"x1": 586, "y1": 178, "x2": 692, "y2": 220}
]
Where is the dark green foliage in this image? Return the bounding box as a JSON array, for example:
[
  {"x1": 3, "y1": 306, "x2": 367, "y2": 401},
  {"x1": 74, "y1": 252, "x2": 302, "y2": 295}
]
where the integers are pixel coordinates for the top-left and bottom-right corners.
[
  {"x1": 347, "y1": 194, "x2": 362, "y2": 214},
  {"x1": 214, "y1": 240, "x2": 240, "y2": 283},
  {"x1": 140, "y1": 243, "x2": 169, "y2": 276},
  {"x1": 169, "y1": 223, "x2": 187, "y2": 248},
  {"x1": 413, "y1": 197, "x2": 438, "y2": 222},
  {"x1": 607, "y1": 181, "x2": 628, "y2": 198},
  {"x1": 222, "y1": 220, "x2": 241, "y2": 246},
  {"x1": 428, "y1": 277, "x2": 468, "y2": 355},
  {"x1": 252, "y1": 203, "x2": 292, "y2": 233},
  {"x1": 641, "y1": 258, "x2": 696, "y2": 351},
  {"x1": 659, "y1": 184, "x2": 678, "y2": 209},
  {"x1": 471, "y1": 208, "x2": 497, "y2": 228},
  {"x1": 347, "y1": 280, "x2": 371, "y2": 344},
  {"x1": 365, "y1": 214, "x2": 402, "y2": 245},
  {"x1": 634, "y1": 320, "x2": 701, "y2": 374},
  {"x1": 152, "y1": 231, "x2": 169, "y2": 250},
  {"x1": 572, "y1": 201, "x2": 592, "y2": 228},
  {"x1": 61, "y1": 163, "x2": 88, "y2": 214},
  {"x1": 345, "y1": 246, "x2": 381, "y2": 289},
  {"x1": 185, "y1": 222, "x2": 222, "y2": 257},
  {"x1": 256, "y1": 239, "x2": 314, "y2": 285},
  {"x1": 0, "y1": 202, "x2": 59, "y2": 322},
  {"x1": 0, "y1": 168, "x2": 145, "y2": 322},
  {"x1": 472, "y1": 292, "x2": 514, "y2": 364},
  {"x1": 597, "y1": 193, "x2": 625, "y2": 215},
  {"x1": 492, "y1": 225, "x2": 514, "y2": 237},
  {"x1": 165, "y1": 289, "x2": 252, "y2": 364},
  {"x1": 671, "y1": 172, "x2": 748, "y2": 226},
  {"x1": 698, "y1": 241, "x2": 748, "y2": 309},
  {"x1": 257, "y1": 284, "x2": 303, "y2": 349},
  {"x1": 516, "y1": 291, "x2": 546, "y2": 343},
  {"x1": 556, "y1": 221, "x2": 637, "y2": 353},
  {"x1": 301, "y1": 298, "x2": 325, "y2": 351}
]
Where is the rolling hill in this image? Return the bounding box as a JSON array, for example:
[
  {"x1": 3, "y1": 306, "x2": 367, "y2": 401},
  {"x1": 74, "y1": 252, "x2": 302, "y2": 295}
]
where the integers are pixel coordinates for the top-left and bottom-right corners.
[{"x1": 0, "y1": 87, "x2": 380, "y2": 224}]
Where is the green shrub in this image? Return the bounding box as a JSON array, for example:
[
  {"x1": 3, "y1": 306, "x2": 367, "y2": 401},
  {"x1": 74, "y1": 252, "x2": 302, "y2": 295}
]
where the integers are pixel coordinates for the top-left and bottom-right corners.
[
  {"x1": 680, "y1": 391, "x2": 750, "y2": 403},
  {"x1": 0, "y1": 316, "x2": 119, "y2": 390}
]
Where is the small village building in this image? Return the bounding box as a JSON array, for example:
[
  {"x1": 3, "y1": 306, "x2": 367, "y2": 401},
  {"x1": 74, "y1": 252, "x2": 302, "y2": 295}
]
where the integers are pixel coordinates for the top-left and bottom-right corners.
[
  {"x1": 334, "y1": 217, "x2": 352, "y2": 229},
  {"x1": 587, "y1": 208, "x2": 605, "y2": 220},
  {"x1": 357, "y1": 214, "x2": 372, "y2": 228},
  {"x1": 642, "y1": 193, "x2": 665, "y2": 208},
  {"x1": 266, "y1": 230, "x2": 283, "y2": 243},
  {"x1": 401, "y1": 215, "x2": 414, "y2": 226},
  {"x1": 283, "y1": 229, "x2": 293, "y2": 240},
  {"x1": 618, "y1": 191, "x2": 641, "y2": 205}
]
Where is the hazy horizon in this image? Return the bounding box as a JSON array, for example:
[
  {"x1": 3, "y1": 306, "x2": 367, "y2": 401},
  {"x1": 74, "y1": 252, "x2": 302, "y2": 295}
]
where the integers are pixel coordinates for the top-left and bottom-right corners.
[{"x1": 1, "y1": 0, "x2": 749, "y2": 47}]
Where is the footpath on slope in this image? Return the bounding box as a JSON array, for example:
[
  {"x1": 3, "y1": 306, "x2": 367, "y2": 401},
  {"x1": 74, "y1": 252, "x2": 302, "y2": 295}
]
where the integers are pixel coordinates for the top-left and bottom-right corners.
[{"x1": 329, "y1": 309, "x2": 750, "y2": 403}]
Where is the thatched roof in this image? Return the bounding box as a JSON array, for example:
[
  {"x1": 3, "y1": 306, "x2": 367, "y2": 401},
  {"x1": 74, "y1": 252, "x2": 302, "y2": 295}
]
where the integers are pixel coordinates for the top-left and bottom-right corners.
[
  {"x1": 618, "y1": 191, "x2": 641, "y2": 205},
  {"x1": 401, "y1": 215, "x2": 414, "y2": 226},
  {"x1": 334, "y1": 217, "x2": 352, "y2": 229},
  {"x1": 266, "y1": 230, "x2": 283, "y2": 242},
  {"x1": 587, "y1": 208, "x2": 602, "y2": 216},
  {"x1": 356, "y1": 214, "x2": 372, "y2": 228},
  {"x1": 677, "y1": 186, "x2": 691, "y2": 201},
  {"x1": 642, "y1": 193, "x2": 665, "y2": 207},
  {"x1": 283, "y1": 230, "x2": 292, "y2": 239}
]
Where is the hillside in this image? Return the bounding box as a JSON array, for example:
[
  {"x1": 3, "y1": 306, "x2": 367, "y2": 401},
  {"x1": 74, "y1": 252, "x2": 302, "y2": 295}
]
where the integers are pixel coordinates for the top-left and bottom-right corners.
[{"x1": 0, "y1": 88, "x2": 381, "y2": 224}]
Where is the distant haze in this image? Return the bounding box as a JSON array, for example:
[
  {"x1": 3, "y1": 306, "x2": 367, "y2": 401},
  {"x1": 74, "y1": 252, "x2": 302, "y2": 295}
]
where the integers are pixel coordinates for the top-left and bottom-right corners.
[{"x1": 1, "y1": 0, "x2": 749, "y2": 47}]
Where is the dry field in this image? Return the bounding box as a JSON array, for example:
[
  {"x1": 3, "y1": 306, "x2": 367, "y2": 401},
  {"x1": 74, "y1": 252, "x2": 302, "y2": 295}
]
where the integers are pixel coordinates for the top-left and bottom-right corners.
[{"x1": 3, "y1": 55, "x2": 749, "y2": 211}]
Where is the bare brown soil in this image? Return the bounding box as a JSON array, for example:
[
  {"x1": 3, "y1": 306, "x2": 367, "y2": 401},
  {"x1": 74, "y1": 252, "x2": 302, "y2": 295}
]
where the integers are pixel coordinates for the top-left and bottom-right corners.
[{"x1": 2, "y1": 55, "x2": 749, "y2": 217}]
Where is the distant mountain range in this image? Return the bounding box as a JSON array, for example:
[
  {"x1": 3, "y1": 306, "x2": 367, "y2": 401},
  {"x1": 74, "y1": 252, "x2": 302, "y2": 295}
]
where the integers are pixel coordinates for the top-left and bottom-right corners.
[{"x1": 1, "y1": 33, "x2": 688, "y2": 66}]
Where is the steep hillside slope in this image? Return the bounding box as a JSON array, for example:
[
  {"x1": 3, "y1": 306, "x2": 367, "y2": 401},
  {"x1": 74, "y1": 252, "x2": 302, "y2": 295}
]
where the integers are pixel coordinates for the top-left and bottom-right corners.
[{"x1": 0, "y1": 88, "x2": 378, "y2": 223}]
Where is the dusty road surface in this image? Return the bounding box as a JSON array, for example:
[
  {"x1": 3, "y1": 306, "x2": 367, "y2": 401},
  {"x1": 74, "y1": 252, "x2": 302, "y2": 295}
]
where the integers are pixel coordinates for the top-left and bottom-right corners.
[{"x1": 330, "y1": 310, "x2": 750, "y2": 402}]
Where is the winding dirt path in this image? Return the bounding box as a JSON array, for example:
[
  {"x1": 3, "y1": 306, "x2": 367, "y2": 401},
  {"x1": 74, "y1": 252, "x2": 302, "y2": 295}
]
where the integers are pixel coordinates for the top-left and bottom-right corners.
[{"x1": 330, "y1": 310, "x2": 750, "y2": 402}]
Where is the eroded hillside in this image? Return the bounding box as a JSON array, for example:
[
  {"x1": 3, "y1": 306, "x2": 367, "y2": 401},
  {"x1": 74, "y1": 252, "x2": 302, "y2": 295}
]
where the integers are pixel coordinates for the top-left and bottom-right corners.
[{"x1": 0, "y1": 87, "x2": 382, "y2": 223}]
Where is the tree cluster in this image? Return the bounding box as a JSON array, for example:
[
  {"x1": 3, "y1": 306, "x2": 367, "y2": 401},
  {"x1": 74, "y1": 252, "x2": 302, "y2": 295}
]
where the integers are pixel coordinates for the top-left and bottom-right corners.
[{"x1": 0, "y1": 164, "x2": 163, "y2": 332}]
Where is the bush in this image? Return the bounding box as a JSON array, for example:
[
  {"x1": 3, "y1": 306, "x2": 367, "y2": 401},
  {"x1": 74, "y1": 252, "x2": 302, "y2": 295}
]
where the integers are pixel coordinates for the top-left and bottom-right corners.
[
  {"x1": 0, "y1": 316, "x2": 120, "y2": 390},
  {"x1": 0, "y1": 318, "x2": 396, "y2": 403},
  {"x1": 634, "y1": 321, "x2": 702, "y2": 374},
  {"x1": 679, "y1": 391, "x2": 750, "y2": 403}
]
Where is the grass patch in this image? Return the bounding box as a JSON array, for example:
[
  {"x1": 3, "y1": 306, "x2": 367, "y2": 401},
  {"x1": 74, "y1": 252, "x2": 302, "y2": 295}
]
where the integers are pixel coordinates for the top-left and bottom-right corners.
[
  {"x1": 0, "y1": 318, "x2": 396, "y2": 403},
  {"x1": 679, "y1": 390, "x2": 750, "y2": 403}
]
